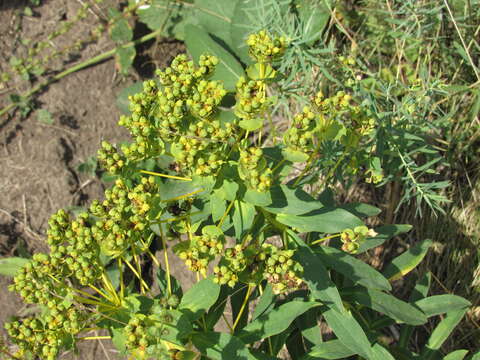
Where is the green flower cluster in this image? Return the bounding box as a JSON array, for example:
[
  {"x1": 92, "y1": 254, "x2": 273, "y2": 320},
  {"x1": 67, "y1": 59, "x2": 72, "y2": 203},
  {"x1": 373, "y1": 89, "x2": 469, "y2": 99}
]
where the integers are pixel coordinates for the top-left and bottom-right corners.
[
  {"x1": 6, "y1": 173, "x2": 162, "y2": 358},
  {"x1": 283, "y1": 106, "x2": 317, "y2": 154},
  {"x1": 340, "y1": 225, "x2": 377, "y2": 253},
  {"x1": 177, "y1": 233, "x2": 224, "y2": 276},
  {"x1": 113, "y1": 53, "x2": 236, "y2": 178},
  {"x1": 89, "y1": 177, "x2": 158, "y2": 257},
  {"x1": 234, "y1": 77, "x2": 268, "y2": 121},
  {"x1": 259, "y1": 244, "x2": 304, "y2": 294},
  {"x1": 238, "y1": 147, "x2": 272, "y2": 192},
  {"x1": 97, "y1": 140, "x2": 126, "y2": 175},
  {"x1": 246, "y1": 30, "x2": 287, "y2": 63},
  {"x1": 5, "y1": 303, "x2": 88, "y2": 360},
  {"x1": 124, "y1": 299, "x2": 181, "y2": 360},
  {"x1": 213, "y1": 244, "x2": 250, "y2": 288},
  {"x1": 211, "y1": 242, "x2": 303, "y2": 294}
]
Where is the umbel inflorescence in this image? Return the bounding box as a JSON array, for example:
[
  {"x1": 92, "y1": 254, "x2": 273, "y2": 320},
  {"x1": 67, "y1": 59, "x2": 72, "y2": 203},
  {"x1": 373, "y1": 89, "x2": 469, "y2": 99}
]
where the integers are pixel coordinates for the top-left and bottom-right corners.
[{"x1": 5, "y1": 30, "x2": 378, "y2": 360}]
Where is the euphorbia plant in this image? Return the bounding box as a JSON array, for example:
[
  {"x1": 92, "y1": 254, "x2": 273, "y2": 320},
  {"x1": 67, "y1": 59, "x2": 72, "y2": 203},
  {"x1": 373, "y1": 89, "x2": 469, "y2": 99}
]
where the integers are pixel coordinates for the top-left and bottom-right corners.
[{"x1": 3, "y1": 31, "x2": 475, "y2": 360}]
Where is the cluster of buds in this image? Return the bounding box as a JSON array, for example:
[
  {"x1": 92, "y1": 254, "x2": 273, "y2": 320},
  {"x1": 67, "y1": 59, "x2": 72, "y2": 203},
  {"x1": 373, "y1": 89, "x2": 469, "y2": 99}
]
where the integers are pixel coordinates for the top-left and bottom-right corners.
[
  {"x1": 176, "y1": 233, "x2": 224, "y2": 277},
  {"x1": 89, "y1": 177, "x2": 158, "y2": 257},
  {"x1": 5, "y1": 302, "x2": 88, "y2": 360},
  {"x1": 283, "y1": 106, "x2": 317, "y2": 156},
  {"x1": 5, "y1": 317, "x2": 60, "y2": 360},
  {"x1": 97, "y1": 140, "x2": 126, "y2": 174},
  {"x1": 258, "y1": 244, "x2": 304, "y2": 294},
  {"x1": 234, "y1": 77, "x2": 268, "y2": 123},
  {"x1": 124, "y1": 304, "x2": 180, "y2": 359},
  {"x1": 246, "y1": 30, "x2": 287, "y2": 63},
  {"x1": 340, "y1": 226, "x2": 377, "y2": 253},
  {"x1": 213, "y1": 244, "x2": 250, "y2": 288},
  {"x1": 238, "y1": 147, "x2": 272, "y2": 192}
]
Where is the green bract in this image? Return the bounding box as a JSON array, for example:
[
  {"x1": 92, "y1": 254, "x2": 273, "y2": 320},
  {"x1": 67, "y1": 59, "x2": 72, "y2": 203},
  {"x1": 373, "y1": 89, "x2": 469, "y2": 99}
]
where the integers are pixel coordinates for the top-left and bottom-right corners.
[{"x1": 3, "y1": 30, "x2": 474, "y2": 360}]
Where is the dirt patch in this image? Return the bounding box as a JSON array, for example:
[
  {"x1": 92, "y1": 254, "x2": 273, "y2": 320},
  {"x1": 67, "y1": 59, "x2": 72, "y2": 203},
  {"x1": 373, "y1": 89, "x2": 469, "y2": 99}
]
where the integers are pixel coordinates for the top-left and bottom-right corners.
[{"x1": 0, "y1": 0, "x2": 185, "y2": 358}]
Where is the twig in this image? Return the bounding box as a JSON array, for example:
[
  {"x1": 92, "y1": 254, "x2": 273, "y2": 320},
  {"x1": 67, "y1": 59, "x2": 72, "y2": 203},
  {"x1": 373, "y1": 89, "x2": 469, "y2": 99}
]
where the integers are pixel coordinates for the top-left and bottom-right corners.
[{"x1": 0, "y1": 207, "x2": 42, "y2": 240}]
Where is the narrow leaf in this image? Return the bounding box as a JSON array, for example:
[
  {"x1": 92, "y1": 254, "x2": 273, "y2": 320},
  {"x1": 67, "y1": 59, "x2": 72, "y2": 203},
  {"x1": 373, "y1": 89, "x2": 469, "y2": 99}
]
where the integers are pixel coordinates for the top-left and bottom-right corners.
[
  {"x1": 382, "y1": 239, "x2": 432, "y2": 281},
  {"x1": 415, "y1": 295, "x2": 471, "y2": 318},
  {"x1": 238, "y1": 301, "x2": 318, "y2": 344},
  {"x1": 342, "y1": 287, "x2": 427, "y2": 325},
  {"x1": 289, "y1": 231, "x2": 344, "y2": 312},
  {"x1": 323, "y1": 307, "x2": 373, "y2": 359},
  {"x1": 315, "y1": 246, "x2": 391, "y2": 291},
  {"x1": 0, "y1": 257, "x2": 29, "y2": 277},
  {"x1": 301, "y1": 339, "x2": 355, "y2": 359}
]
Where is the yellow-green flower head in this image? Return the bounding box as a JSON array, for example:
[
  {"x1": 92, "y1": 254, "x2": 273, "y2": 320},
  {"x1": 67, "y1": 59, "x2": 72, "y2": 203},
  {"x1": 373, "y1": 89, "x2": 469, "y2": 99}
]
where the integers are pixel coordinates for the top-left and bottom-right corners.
[{"x1": 246, "y1": 30, "x2": 287, "y2": 63}]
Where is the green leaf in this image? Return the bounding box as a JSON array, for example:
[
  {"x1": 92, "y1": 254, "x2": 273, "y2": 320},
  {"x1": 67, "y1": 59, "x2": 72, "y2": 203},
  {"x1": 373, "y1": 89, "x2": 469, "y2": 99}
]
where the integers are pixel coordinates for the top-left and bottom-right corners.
[
  {"x1": 414, "y1": 295, "x2": 471, "y2": 318},
  {"x1": 276, "y1": 208, "x2": 363, "y2": 233},
  {"x1": 238, "y1": 300, "x2": 318, "y2": 344},
  {"x1": 470, "y1": 351, "x2": 480, "y2": 360},
  {"x1": 185, "y1": 24, "x2": 245, "y2": 91},
  {"x1": 110, "y1": 18, "x2": 133, "y2": 43},
  {"x1": 239, "y1": 117, "x2": 264, "y2": 131},
  {"x1": 370, "y1": 343, "x2": 396, "y2": 360},
  {"x1": 265, "y1": 185, "x2": 323, "y2": 216},
  {"x1": 211, "y1": 191, "x2": 227, "y2": 222},
  {"x1": 252, "y1": 283, "x2": 275, "y2": 320},
  {"x1": 230, "y1": 0, "x2": 256, "y2": 64},
  {"x1": 289, "y1": 231, "x2": 344, "y2": 312},
  {"x1": 281, "y1": 148, "x2": 310, "y2": 163},
  {"x1": 77, "y1": 156, "x2": 98, "y2": 176},
  {"x1": 179, "y1": 278, "x2": 220, "y2": 321},
  {"x1": 192, "y1": 331, "x2": 255, "y2": 360},
  {"x1": 194, "y1": 0, "x2": 238, "y2": 47},
  {"x1": 111, "y1": 327, "x2": 127, "y2": 354},
  {"x1": 339, "y1": 203, "x2": 381, "y2": 218},
  {"x1": 0, "y1": 257, "x2": 29, "y2": 277},
  {"x1": 295, "y1": 308, "x2": 322, "y2": 346},
  {"x1": 243, "y1": 188, "x2": 272, "y2": 207},
  {"x1": 315, "y1": 246, "x2": 391, "y2": 291},
  {"x1": 151, "y1": 309, "x2": 192, "y2": 344},
  {"x1": 232, "y1": 200, "x2": 255, "y2": 239},
  {"x1": 341, "y1": 287, "x2": 427, "y2": 325},
  {"x1": 137, "y1": 0, "x2": 193, "y2": 39},
  {"x1": 37, "y1": 109, "x2": 54, "y2": 124},
  {"x1": 116, "y1": 82, "x2": 143, "y2": 114},
  {"x1": 322, "y1": 307, "x2": 373, "y2": 359},
  {"x1": 382, "y1": 239, "x2": 432, "y2": 281},
  {"x1": 301, "y1": 339, "x2": 355, "y2": 359},
  {"x1": 297, "y1": 0, "x2": 330, "y2": 45},
  {"x1": 443, "y1": 350, "x2": 469, "y2": 360},
  {"x1": 116, "y1": 46, "x2": 136, "y2": 75},
  {"x1": 420, "y1": 309, "x2": 467, "y2": 359}
]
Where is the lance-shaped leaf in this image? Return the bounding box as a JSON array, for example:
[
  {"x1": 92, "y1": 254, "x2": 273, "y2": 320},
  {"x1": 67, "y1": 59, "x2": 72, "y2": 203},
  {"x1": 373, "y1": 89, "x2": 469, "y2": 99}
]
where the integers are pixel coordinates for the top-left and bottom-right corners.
[
  {"x1": 315, "y1": 246, "x2": 391, "y2": 291},
  {"x1": 382, "y1": 239, "x2": 432, "y2": 281},
  {"x1": 322, "y1": 307, "x2": 373, "y2": 359},
  {"x1": 414, "y1": 295, "x2": 471, "y2": 318},
  {"x1": 277, "y1": 208, "x2": 363, "y2": 233},
  {"x1": 341, "y1": 287, "x2": 427, "y2": 325},
  {"x1": 288, "y1": 231, "x2": 344, "y2": 312},
  {"x1": 238, "y1": 300, "x2": 318, "y2": 344}
]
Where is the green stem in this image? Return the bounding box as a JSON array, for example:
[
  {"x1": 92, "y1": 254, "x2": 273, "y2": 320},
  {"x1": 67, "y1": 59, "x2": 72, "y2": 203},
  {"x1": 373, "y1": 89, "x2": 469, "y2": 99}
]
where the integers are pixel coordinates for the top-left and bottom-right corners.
[
  {"x1": 311, "y1": 233, "x2": 341, "y2": 246},
  {"x1": 0, "y1": 28, "x2": 163, "y2": 118},
  {"x1": 232, "y1": 284, "x2": 253, "y2": 332},
  {"x1": 159, "y1": 223, "x2": 172, "y2": 296}
]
